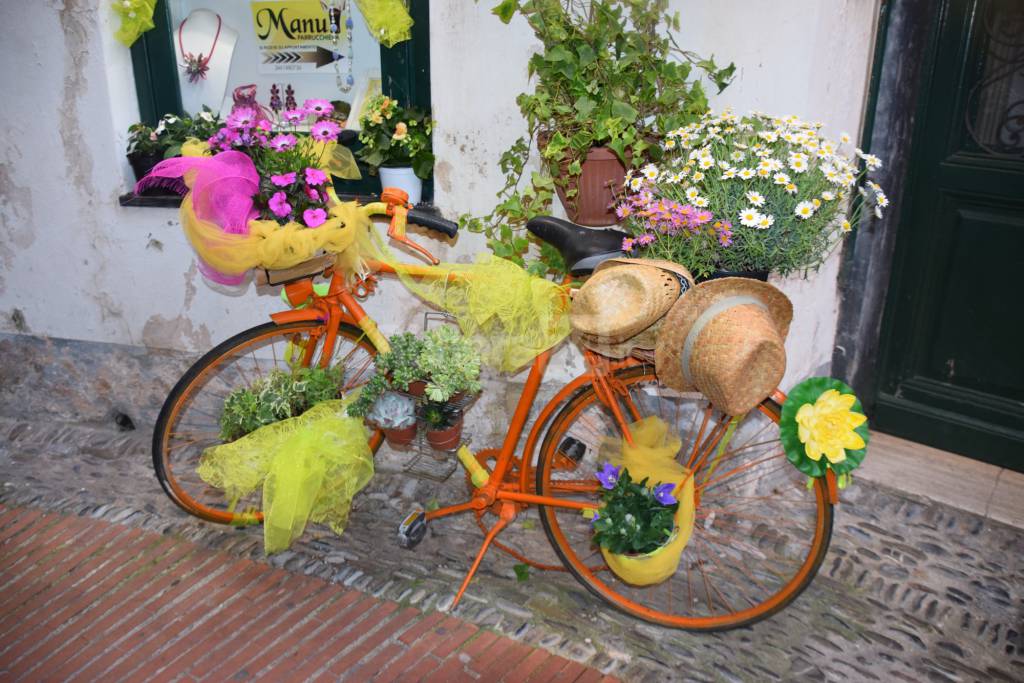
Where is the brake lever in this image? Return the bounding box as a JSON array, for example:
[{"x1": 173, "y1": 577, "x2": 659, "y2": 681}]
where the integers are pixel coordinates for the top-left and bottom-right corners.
[{"x1": 387, "y1": 205, "x2": 440, "y2": 265}]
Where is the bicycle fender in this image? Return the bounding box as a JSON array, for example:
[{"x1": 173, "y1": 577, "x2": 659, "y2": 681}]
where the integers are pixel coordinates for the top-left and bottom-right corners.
[{"x1": 270, "y1": 309, "x2": 324, "y2": 325}]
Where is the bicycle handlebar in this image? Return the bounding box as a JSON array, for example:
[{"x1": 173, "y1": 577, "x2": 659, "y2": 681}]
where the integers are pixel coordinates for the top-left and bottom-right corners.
[{"x1": 407, "y1": 209, "x2": 459, "y2": 238}]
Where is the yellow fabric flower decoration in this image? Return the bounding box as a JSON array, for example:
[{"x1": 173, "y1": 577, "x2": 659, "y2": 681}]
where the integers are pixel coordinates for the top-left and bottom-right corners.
[{"x1": 795, "y1": 389, "x2": 867, "y2": 464}]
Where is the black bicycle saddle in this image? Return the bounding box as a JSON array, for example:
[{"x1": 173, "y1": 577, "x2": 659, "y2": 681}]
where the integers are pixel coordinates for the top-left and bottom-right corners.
[{"x1": 526, "y1": 216, "x2": 628, "y2": 275}]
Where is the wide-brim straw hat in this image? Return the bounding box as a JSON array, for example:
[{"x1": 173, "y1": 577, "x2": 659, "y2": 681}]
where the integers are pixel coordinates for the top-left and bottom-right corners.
[
  {"x1": 656, "y1": 278, "x2": 793, "y2": 415},
  {"x1": 570, "y1": 259, "x2": 695, "y2": 343},
  {"x1": 576, "y1": 318, "x2": 664, "y2": 359}
]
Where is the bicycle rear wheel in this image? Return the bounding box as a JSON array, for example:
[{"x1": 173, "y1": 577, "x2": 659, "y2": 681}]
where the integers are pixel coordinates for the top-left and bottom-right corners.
[
  {"x1": 535, "y1": 364, "x2": 832, "y2": 630},
  {"x1": 153, "y1": 320, "x2": 380, "y2": 524}
]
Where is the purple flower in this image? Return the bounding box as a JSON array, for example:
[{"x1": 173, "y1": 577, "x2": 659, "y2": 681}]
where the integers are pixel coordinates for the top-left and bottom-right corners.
[
  {"x1": 590, "y1": 510, "x2": 600, "y2": 527},
  {"x1": 303, "y1": 98, "x2": 334, "y2": 117},
  {"x1": 305, "y1": 186, "x2": 321, "y2": 202},
  {"x1": 303, "y1": 207, "x2": 328, "y2": 228},
  {"x1": 282, "y1": 108, "x2": 306, "y2": 125},
  {"x1": 271, "y1": 172, "x2": 297, "y2": 187},
  {"x1": 269, "y1": 134, "x2": 297, "y2": 152},
  {"x1": 622, "y1": 237, "x2": 635, "y2": 252},
  {"x1": 304, "y1": 167, "x2": 328, "y2": 186},
  {"x1": 268, "y1": 191, "x2": 292, "y2": 218},
  {"x1": 636, "y1": 233, "x2": 656, "y2": 246},
  {"x1": 310, "y1": 120, "x2": 341, "y2": 142},
  {"x1": 226, "y1": 107, "x2": 257, "y2": 130},
  {"x1": 595, "y1": 463, "x2": 620, "y2": 490},
  {"x1": 653, "y1": 483, "x2": 677, "y2": 506},
  {"x1": 255, "y1": 119, "x2": 272, "y2": 133}
]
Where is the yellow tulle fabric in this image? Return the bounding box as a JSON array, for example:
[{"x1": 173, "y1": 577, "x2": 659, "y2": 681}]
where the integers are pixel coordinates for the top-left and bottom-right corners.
[
  {"x1": 197, "y1": 399, "x2": 374, "y2": 554},
  {"x1": 375, "y1": 241, "x2": 571, "y2": 372},
  {"x1": 181, "y1": 138, "x2": 211, "y2": 157},
  {"x1": 112, "y1": 0, "x2": 157, "y2": 47},
  {"x1": 180, "y1": 194, "x2": 370, "y2": 277},
  {"x1": 354, "y1": 0, "x2": 414, "y2": 47},
  {"x1": 597, "y1": 416, "x2": 696, "y2": 585}
]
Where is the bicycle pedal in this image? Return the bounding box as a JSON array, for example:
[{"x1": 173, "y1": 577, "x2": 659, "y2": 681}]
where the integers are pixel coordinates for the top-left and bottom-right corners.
[{"x1": 397, "y1": 509, "x2": 427, "y2": 549}]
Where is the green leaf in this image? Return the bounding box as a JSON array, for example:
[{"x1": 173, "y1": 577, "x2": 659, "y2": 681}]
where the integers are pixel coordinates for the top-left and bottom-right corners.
[
  {"x1": 545, "y1": 45, "x2": 573, "y2": 62},
  {"x1": 576, "y1": 43, "x2": 596, "y2": 67},
  {"x1": 573, "y1": 95, "x2": 596, "y2": 119},
  {"x1": 513, "y1": 563, "x2": 530, "y2": 582},
  {"x1": 491, "y1": 0, "x2": 517, "y2": 24},
  {"x1": 610, "y1": 100, "x2": 637, "y2": 123}
]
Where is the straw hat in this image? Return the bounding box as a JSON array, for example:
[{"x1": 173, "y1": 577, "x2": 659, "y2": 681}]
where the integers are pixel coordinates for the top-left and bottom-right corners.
[
  {"x1": 570, "y1": 259, "x2": 695, "y2": 343},
  {"x1": 655, "y1": 278, "x2": 793, "y2": 416},
  {"x1": 576, "y1": 318, "x2": 663, "y2": 359}
]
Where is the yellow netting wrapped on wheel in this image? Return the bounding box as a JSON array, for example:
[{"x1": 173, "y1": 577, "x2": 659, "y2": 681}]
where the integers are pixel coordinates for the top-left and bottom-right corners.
[
  {"x1": 197, "y1": 398, "x2": 374, "y2": 554},
  {"x1": 355, "y1": 0, "x2": 414, "y2": 47}
]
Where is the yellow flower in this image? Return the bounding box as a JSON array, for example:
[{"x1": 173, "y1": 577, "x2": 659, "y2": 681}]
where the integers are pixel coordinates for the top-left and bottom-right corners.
[
  {"x1": 795, "y1": 390, "x2": 867, "y2": 464},
  {"x1": 392, "y1": 122, "x2": 408, "y2": 141},
  {"x1": 370, "y1": 111, "x2": 383, "y2": 125}
]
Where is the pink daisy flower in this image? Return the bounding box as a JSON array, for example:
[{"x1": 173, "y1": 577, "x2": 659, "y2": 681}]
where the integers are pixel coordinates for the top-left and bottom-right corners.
[
  {"x1": 309, "y1": 120, "x2": 341, "y2": 142},
  {"x1": 271, "y1": 172, "x2": 297, "y2": 187},
  {"x1": 268, "y1": 134, "x2": 297, "y2": 152},
  {"x1": 226, "y1": 107, "x2": 257, "y2": 129},
  {"x1": 255, "y1": 119, "x2": 272, "y2": 132},
  {"x1": 303, "y1": 99, "x2": 334, "y2": 117},
  {"x1": 282, "y1": 109, "x2": 306, "y2": 125},
  {"x1": 303, "y1": 208, "x2": 328, "y2": 228}
]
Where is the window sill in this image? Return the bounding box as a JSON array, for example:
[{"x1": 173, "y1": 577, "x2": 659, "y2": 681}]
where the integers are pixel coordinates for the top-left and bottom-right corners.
[{"x1": 118, "y1": 191, "x2": 443, "y2": 214}]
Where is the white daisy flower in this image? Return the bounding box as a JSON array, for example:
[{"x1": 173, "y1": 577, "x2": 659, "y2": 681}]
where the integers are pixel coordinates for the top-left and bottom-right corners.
[
  {"x1": 668, "y1": 172, "x2": 684, "y2": 184},
  {"x1": 757, "y1": 167, "x2": 772, "y2": 178},
  {"x1": 641, "y1": 164, "x2": 659, "y2": 180},
  {"x1": 789, "y1": 157, "x2": 809, "y2": 173},
  {"x1": 730, "y1": 150, "x2": 745, "y2": 162},
  {"x1": 794, "y1": 201, "x2": 816, "y2": 219},
  {"x1": 842, "y1": 219, "x2": 852, "y2": 232},
  {"x1": 628, "y1": 177, "x2": 643, "y2": 191},
  {"x1": 840, "y1": 132, "x2": 852, "y2": 144},
  {"x1": 721, "y1": 168, "x2": 738, "y2": 180},
  {"x1": 691, "y1": 171, "x2": 705, "y2": 182},
  {"x1": 785, "y1": 183, "x2": 798, "y2": 195},
  {"x1": 685, "y1": 187, "x2": 700, "y2": 201},
  {"x1": 875, "y1": 191, "x2": 889, "y2": 207},
  {"x1": 874, "y1": 205, "x2": 884, "y2": 218},
  {"x1": 821, "y1": 191, "x2": 836, "y2": 201},
  {"x1": 773, "y1": 172, "x2": 791, "y2": 185},
  {"x1": 738, "y1": 168, "x2": 756, "y2": 180},
  {"x1": 698, "y1": 157, "x2": 715, "y2": 170},
  {"x1": 739, "y1": 208, "x2": 760, "y2": 227},
  {"x1": 745, "y1": 191, "x2": 766, "y2": 207},
  {"x1": 664, "y1": 138, "x2": 677, "y2": 150},
  {"x1": 756, "y1": 213, "x2": 775, "y2": 229},
  {"x1": 693, "y1": 196, "x2": 709, "y2": 208}
]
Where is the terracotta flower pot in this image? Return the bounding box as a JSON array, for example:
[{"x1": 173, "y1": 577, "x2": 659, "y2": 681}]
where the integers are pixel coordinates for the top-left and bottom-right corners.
[
  {"x1": 405, "y1": 380, "x2": 427, "y2": 397},
  {"x1": 426, "y1": 416, "x2": 463, "y2": 451},
  {"x1": 383, "y1": 422, "x2": 417, "y2": 448},
  {"x1": 538, "y1": 133, "x2": 627, "y2": 227}
]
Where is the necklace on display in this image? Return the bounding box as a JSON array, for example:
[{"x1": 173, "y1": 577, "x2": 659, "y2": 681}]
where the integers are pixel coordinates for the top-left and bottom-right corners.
[
  {"x1": 178, "y1": 14, "x2": 223, "y2": 84},
  {"x1": 321, "y1": 0, "x2": 354, "y2": 93}
]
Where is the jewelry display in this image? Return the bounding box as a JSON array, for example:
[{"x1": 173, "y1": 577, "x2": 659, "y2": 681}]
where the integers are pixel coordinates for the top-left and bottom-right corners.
[
  {"x1": 269, "y1": 83, "x2": 283, "y2": 114},
  {"x1": 178, "y1": 12, "x2": 222, "y2": 83},
  {"x1": 321, "y1": 0, "x2": 355, "y2": 93},
  {"x1": 285, "y1": 84, "x2": 298, "y2": 112}
]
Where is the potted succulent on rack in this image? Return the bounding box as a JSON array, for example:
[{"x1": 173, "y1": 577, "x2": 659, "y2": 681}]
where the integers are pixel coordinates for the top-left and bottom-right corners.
[
  {"x1": 615, "y1": 110, "x2": 888, "y2": 280},
  {"x1": 462, "y1": 0, "x2": 734, "y2": 273},
  {"x1": 357, "y1": 95, "x2": 434, "y2": 205},
  {"x1": 346, "y1": 332, "x2": 426, "y2": 420},
  {"x1": 365, "y1": 392, "x2": 418, "y2": 448},
  {"x1": 422, "y1": 402, "x2": 464, "y2": 452},
  {"x1": 417, "y1": 326, "x2": 483, "y2": 404},
  {"x1": 591, "y1": 464, "x2": 688, "y2": 586}
]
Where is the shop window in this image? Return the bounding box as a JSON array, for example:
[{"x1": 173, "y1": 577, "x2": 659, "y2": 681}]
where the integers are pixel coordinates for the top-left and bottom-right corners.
[{"x1": 129, "y1": 0, "x2": 432, "y2": 200}]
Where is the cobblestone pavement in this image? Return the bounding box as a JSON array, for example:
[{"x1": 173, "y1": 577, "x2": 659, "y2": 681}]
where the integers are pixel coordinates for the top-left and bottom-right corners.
[
  {"x1": 0, "y1": 505, "x2": 614, "y2": 682},
  {"x1": 2, "y1": 412, "x2": 1022, "y2": 683}
]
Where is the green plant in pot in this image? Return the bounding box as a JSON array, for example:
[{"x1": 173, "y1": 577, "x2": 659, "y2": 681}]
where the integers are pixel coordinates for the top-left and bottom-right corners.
[
  {"x1": 422, "y1": 402, "x2": 464, "y2": 451},
  {"x1": 127, "y1": 107, "x2": 223, "y2": 181},
  {"x1": 219, "y1": 366, "x2": 343, "y2": 442},
  {"x1": 347, "y1": 332, "x2": 426, "y2": 419},
  {"x1": 366, "y1": 392, "x2": 418, "y2": 448},
  {"x1": 417, "y1": 326, "x2": 482, "y2": 403},
  {"x1": 462, "y1": 0, "x2": 734, "y2": 274},
  {"x1": 357, "y1": 95, "x2": 434, "y2": 205}
]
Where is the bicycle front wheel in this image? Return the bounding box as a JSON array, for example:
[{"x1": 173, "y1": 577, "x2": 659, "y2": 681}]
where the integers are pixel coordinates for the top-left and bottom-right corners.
[
  {"x1": 153, "y1": 320, "x2": 379, "y2": 524},
  {"x1": 535, "y1": 365, "x2": 832, "y2": 630}
]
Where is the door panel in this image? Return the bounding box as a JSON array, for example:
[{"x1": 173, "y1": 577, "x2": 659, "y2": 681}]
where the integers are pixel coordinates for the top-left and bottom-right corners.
[{"x1": 874, "y1": 0, "x2": 1024, "y2": 470}]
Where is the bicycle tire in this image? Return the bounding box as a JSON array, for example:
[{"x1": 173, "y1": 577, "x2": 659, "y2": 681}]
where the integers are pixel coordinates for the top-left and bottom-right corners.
[
  {"x1": 535, "y1": 364, "x2": 833, "y2": 631},
  {"x1": 153, "y1": 320, "x2": 381, "y2": 524}
]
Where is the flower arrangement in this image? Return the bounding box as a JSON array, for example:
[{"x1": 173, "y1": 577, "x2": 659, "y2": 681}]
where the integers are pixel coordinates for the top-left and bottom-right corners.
[
  {"x1": 218, "y1": 365, "x2": 344, "y2": 442},
  {"x1": 779, "y1": 377, "x2": 869, "y2": 485},
  {"x1": 591, "y1": 464, "x2": 679, "y2": 555},
  {"x1": 127, "y1": 108, "x2": 223, "y2": 179},
  {"x1": 617, "y1": 110, "x2": 888, "y2": 278},
  {"x1": 204, "y1": 98, "x2": 345, "y2": 227},
  {"x1": 357, "y1": 95, "x2": 435, "y2": 179}
]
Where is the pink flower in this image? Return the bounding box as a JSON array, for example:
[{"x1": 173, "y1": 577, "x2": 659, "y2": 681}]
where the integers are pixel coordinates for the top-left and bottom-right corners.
[
  {"x1": 256, "y1": 119, "x2": 272, "y2": 133},
  {"x1": 303, "y1": 99, "x2": 334, "y2": 117},
  {"x1": 268, "y1": 191, "x2": 292, "y2": 218},
  {"x1": 310, "y1": 120, "x2": 341, "y2": 142},
  {"x1": 226, "y1": 107, "x2": 257, "y2": 129},
  {"x1": 305, "y1": 186, "x2": 321, "y2": 202},
  {"x1": 304, "y1": 167, "x2": 328, "y2": 186},
  {"x1": 269, "y1": 134, "x2": 297, "y2": 152},
  {"x1": 303, "y1": 208, "x2": 328, "y2": 228},
  {"x1": 622, "y1": 237, "x2": 635, "y2": 252},
  {"x1": 637, "y1": 233, "x2": 656, "y2": 245},
  {"x1": 282, "y1": 108, "x2": 306, "y2": 124},
  {"x1": 271, "y1": 172, "x2": 297, "y2": 187}
]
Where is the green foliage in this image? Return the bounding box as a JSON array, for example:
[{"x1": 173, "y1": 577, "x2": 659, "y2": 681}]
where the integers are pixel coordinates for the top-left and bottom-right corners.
[
  {"x1": 376, "y1": 333, "x2": 426, "y2": 391},
  {"x1": 779, "y1": 377, "x2": 869, "y2": 478},
  {"x1": 219, "y1": 365, "x2": 343, "y2": 442},
  {"x1": 422, "y1": 402, "x2": 460, "y2": 430},
  {"x1": 127, "y1": 107, "x2": 223, "y2": 158},
  {"x1": 592, "y1": 468, "x2": 678, "y2": 555},
  {"x1": 462, "y1": 0, "x2": 734, "y2": 274},
  {"x1": 418, "y1": 327, "x2": 482, "y2": 402},
  {"x1": 357, "y1": 95, "x2": 435, "y2": 180},
  {"x1": 513, "y1": 563, "x2": 531, "y2": 582}
]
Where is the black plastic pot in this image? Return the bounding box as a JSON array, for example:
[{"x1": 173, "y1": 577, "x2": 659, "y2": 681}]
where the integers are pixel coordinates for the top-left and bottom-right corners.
[
  {"x1": 700, "y1": 269, "x2": 770, "y2": 283},
  {"x1": 128, "y1": 151, "x2": 164, "y2": 183}
]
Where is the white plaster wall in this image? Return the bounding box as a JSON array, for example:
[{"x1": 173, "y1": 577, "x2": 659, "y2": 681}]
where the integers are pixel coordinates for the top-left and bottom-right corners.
[{"x1": 0, "y1": 0, "x2": 877, "y2": 393}]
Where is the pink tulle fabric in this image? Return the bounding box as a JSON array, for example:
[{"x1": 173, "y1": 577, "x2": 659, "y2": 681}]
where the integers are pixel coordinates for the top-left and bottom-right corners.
[{"x1": 135, "y1": 151, "x2": 262, "y2": 285}]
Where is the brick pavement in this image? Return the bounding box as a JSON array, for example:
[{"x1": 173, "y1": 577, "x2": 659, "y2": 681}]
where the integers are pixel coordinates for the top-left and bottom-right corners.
[{"x1": 0, "y1": 505, "x2": 617, "y2": 683}]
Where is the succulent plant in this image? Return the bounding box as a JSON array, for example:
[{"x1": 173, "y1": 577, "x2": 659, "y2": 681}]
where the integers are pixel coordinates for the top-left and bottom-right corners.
[
  {"x1": 417, "y1": 327, "x2": 482, "y2": 403},
  {"x1": 366, "y1": 392, "x2": 416, "y2": 429}
]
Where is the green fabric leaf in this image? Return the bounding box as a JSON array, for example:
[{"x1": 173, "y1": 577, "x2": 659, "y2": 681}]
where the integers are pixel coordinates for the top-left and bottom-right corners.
[{"x1": 513, "y1": 563, "x2": 530, "y2": 582}]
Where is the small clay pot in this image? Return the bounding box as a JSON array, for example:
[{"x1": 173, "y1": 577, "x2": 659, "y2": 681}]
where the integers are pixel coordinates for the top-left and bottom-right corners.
[
  {"x1": 426, "y1": 416, "x2": 464, "y2": 451},
  {"x1": 383, "y1": 423, "x2": 417, "y2": 448},
  {"x1": 405, "y1": 380, "x2": 427, "y2": 397}
]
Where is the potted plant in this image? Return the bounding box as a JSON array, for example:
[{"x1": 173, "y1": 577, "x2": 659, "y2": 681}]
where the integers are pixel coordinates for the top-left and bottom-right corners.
[
  {"x1": 461, "y1": 0, "x2": 734, "y2": 274},
  {"x1": 615, "y1": 110, "x2": 888, "y2": 279},
  {"x1": 346, "y1": 332, "x2": 426, "y2": 420},
  {"x1": 422, "y1": 402, "x2": 464, "y2": 451},
  {"x1": 357, "y1": 95, "x2": 434, "y2": 204},
  {"x1": 126, "y1": 108, "x2": 223, "y2": 181},
  {"x1": 416, "y1": 326, "x2": 482, "y2": 403},
  {"x1": 591, "y1": 463, "x2": 686, "y2": 586},
  {"x1": 365, "y1": 392, "x2": 418, "y2": 447},
  {"x1": 218, "y1": 365, "x2": 343, "y2": 442}
]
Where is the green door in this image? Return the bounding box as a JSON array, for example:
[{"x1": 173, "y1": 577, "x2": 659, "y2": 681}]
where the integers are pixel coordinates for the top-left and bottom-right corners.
[{"x1": 874, "y1": 0, "x2": 1024, "y2": 471}]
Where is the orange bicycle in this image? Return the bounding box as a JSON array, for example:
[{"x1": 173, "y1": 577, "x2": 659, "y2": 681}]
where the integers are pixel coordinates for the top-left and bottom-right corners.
[{"x1": 153, "y1": 193, "x2": 833, "y2": 631}]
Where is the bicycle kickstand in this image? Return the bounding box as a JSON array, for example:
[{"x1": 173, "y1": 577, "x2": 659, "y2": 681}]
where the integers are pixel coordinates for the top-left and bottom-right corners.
[{"x1": 451, "y1": 502, "x2": 516, "y2": 609}]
